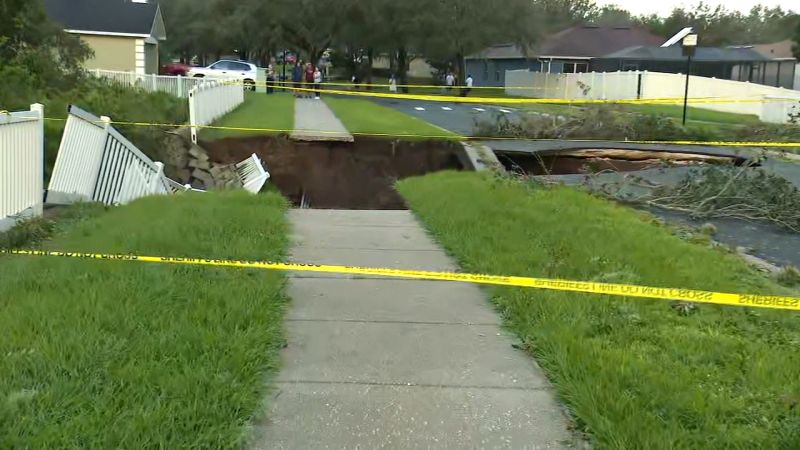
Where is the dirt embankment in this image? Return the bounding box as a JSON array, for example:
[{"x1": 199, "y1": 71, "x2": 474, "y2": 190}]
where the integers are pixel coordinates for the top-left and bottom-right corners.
[{"x1": 203, "y1": 136, "x2": 467, "y2": 209}]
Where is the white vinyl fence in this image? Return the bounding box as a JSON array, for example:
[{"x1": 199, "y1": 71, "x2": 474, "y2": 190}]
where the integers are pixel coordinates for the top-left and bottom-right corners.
[
  {"x1": 0, "y1": 104, "x2": 44, "y2": 231},
  {"x1": 505, "y1": 70, "x2": 800, "y2": 124},
  {"x1": 48, "y1": 105, "x2": 181, "y2": 206},
  {"x1": 235, "y1": 154, "x2": 271, "y2": 194},
  {"x1": 93, "y1": 69, "x2": 207, "y2": 98},
  {"x1": 188, "y1": 80, "x2": 245, "y2": 143}
]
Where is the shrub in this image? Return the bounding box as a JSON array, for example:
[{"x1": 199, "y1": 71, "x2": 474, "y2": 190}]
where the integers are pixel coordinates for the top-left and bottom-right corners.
[{"x1": 473, "y1": 105, "x2": 722, "y2": 142}]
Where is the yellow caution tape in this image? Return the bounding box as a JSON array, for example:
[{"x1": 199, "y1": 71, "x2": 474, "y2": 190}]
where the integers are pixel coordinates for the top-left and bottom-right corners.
[
  {"x1": 40, "y1": 116, "x2": 800, "y2": 148},
  {"x1": 258, "y1": 79, "x2": 546, "y2": 90},
  {"x1": 2, "y1": 249, "x2": 799, "y2": 312},
  {"x1": 234, "y1": 80, "x2": 797, "y2": 106},
  {"x1": 258, "y1": 82, "x2": 789, "y2": 106}
]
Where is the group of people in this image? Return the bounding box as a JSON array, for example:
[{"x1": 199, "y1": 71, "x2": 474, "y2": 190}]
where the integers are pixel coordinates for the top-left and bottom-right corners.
[
  {"x1": 263, "y1": 61, "x2": 323, "y2": 98},
  {"x1": 387, "y1": 72, "x2": 474, "y2": 96},
  {"x1": 292, "y1": 62, "x2": 323, "y2": 99},
  {"x1": 445, "y1": 72, "x2": 474, "y2": 97},
  {"x1": 265, "y1": 60, "x2": 476, "y2": 98}
]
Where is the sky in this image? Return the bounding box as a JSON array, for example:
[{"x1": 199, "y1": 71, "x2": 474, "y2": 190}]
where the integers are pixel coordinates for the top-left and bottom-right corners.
[{"x1": 596, "y1": 0, "x2": 798, "y2": 17}]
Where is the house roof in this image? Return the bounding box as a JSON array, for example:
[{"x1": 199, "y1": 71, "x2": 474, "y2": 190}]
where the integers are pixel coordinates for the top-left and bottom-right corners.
[
  {"x1": 44, "y1": 0, "x2": 163, "y2": 37},
  {"x1": 468, "y1": 43, "x2": 533, "y2": 60},
  {"x1": 468, "y1": 25, "x2": 664, "y2": 60},
  {"x1": 601, "y1": 46, "x2": 772, "y2": 62},
  {"x1": 751, "y1": 40, "x2": 797, "y2": 60},
  {"x1": 535, "y1": 25, "x2": 665, "y2": 58}
]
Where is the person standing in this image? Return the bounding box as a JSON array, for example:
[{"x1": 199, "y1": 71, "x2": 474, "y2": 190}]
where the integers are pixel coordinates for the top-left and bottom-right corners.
[
  {"x1": 389, "y1": 74, "x2": 398, "y2": 93},
  {"x1": 462, "y1": 74, "x2": 474, "y2": 97},
  {"x1": 292, "y1": 61, "x2": 303, "y2": 97},
  {"x1": 313, "y1": 66, "x2": 323, "y2": 99},
  {"x1": 304, "y1": 63, "x2": 315, "y2": 99},
  {"x1": 266, "y1": 65, "x2": 276, "y2": 94},
  {"x1": 445, "y1": 72, "x2": 455, "y2": 93}
]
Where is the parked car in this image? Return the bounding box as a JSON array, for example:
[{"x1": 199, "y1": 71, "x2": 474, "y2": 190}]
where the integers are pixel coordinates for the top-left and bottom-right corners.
[
  {"x1": 161, "y1": 62, "x2": 192, "y2": 76},
  {"x1": 187, "y1": 60, "x2": 258, "y2": 90}
]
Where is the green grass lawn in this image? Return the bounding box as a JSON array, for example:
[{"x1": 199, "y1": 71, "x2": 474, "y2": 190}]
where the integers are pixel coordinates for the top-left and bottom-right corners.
[
  {"x1": 623, "y1": 103, "x2": 761, "y2": 125},
  {"x1": 0, "y1": 191, "x2": 289, "y2": 448},
  {"x1": 515, "y1": 102, "x2": 759, "y2": 125},
  {"x1": 201, "y1": 92, "x2": 294, "y2": 141},
  {"x1": 398, "y1": 172, "x2": 800, "y2": 449},
  {"x1": 323, "y1": 96, "x2": 459, "y2": 139}
]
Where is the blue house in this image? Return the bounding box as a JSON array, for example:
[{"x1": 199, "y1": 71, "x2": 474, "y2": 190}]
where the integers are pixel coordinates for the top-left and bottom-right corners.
[{"x1": 466, "y1": 25, "x2": 664, "y2": 86}]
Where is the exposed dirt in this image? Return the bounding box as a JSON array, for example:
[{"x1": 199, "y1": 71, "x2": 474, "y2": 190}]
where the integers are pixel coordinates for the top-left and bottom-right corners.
[
  {"x1": 496, "y1": 149, "x2": 748, "y2": 175},
  {"x1": 202, "y1": 136, "x2": 466, "y2": 209}
]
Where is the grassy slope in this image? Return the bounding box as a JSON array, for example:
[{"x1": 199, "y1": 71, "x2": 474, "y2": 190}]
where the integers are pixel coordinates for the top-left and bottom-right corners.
[
  {"x1": 0, "y1": 191, "x2": 288, "y2": 448},
  {"x1": 398, "y1": 172, "x2": 800, "y2": 449},
  {"x1": 623, "y1": 103, "x2": 761, "y2": 125},
  {"x1": 323, "y1": 96, "x2": 459, "y2": 139},
  {"x1": 516, "y1": 103, "x2": 759, "y2": 126},
  {"x1": 202, "y1": 92, "x2": 294, "y2": 141}
]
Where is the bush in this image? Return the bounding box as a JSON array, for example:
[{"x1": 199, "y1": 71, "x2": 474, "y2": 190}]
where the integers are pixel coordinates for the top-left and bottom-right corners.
[
  {"x1": 473, "y1": 105, "x2": 722, "y2": 142},
  {"x1": 0, "y1": 217, "x2": 55, "y2": 250},
  {"x1": 0, "y1": 203, "x2": 107, "y2": 250},
  {"x1": 33, "y1": 78, "x2": 189, "y2": 179}
]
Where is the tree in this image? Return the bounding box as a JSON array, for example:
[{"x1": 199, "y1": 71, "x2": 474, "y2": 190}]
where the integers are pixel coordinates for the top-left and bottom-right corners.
[
  {"x1": 595, "y1": 6, "x2": 634, "y2": 26},
  {"x1": 531, "y1": 0, "x2": 600, "y2": 33},
  {"x1": 0, "y1": 0, "x2": 90, "y2": 89},
  {"x1": 637, "y1": 3, "x2": 799, "y2": 46},
  {"x1": 793, "y1": 15, "x2": 800, "y2": 59},
  {"x1": 420, "y1": 0, "x2": 537, "y2": 83}
]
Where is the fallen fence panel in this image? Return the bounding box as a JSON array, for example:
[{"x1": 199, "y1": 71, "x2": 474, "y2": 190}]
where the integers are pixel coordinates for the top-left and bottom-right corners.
[
  {"x1": 48, "y1": 105, "x2": 180, "y2": 206},
  {"x1": 234, "y1": 154, "x2": 270, "y2": 194}
]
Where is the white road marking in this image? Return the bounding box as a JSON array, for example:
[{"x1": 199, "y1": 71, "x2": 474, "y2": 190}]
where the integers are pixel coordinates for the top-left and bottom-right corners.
[
  {"x1": 499, "y1": 109, "x2": 512, "y2": 114},
  {"x1": 414, "y1": 107, "x2": 426, "y2": 111},
  {"x1": 473, "y1": 108, "x2": 486, "y2": 112},
  {"x1": 441, "y1": 107, "x2": 453, "y2": 111}
]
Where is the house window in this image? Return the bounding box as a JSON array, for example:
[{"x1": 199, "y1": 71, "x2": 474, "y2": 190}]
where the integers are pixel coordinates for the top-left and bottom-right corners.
[
  {"x1": 496, "y1": 70, "x2": 501, "y2": 82},
  {"x1": 563, "y1": 62, "x2": 589, "y2": 73}
]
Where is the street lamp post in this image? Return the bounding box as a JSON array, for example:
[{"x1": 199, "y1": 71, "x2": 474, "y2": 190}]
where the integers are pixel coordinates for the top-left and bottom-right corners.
[
  {"x1": 682, "y1": 33, "x2": 698, "y2": 126},
  {"x1": 282, "y1": 50, "x2": 287, "y2": 87}
]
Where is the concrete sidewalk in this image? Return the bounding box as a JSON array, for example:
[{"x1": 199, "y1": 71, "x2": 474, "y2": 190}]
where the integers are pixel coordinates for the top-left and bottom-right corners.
[
  {"x1": 291, "y1": 98, "x2": 354, "y2": 142},
  {"x1": 253, "y1": 210, "x2": 573, "y2": 449}
]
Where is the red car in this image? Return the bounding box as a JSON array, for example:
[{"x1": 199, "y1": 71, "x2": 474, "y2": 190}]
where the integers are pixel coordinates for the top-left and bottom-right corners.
[{"x1": 160, "y1": 63, "x2": 192, "y2": 76}]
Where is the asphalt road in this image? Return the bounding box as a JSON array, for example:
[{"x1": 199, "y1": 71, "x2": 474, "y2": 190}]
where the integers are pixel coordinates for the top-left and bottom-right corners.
[{"x1": 369, "y1": 97, "x2": 527, "y2": 136}]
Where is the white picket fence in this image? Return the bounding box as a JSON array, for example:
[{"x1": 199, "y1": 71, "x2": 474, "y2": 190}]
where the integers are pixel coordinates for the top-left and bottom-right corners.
[
  {"x1": 93, "y1": 69, "x2": 207, "y2": 98},
  {"x1": 188, "y1": 80, "x2": 245, "y2": 143},
  {"x1": 505, "y1": 70, "x2": 800, "y2": 124},
  {"x1": 0, "y1": 104, "x2": 44, "y2": 231},
  {"x1": 235, "y1": 154, "x2": 271, "y2": 194},
  {"x1": 48, "y1": 105, "x2": 180, "y2": 206}
]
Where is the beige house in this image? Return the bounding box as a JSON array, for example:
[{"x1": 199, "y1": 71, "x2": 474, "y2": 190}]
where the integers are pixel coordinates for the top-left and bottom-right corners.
[
  {"x1": 753, "y1": 40, "x2": 800, "y2": 90},
  {"x1": 372, "y1": 56, "x2": 435, "y2": 79},
  {"x1": 44, "y1": 0, "x2": 166, "y2": 75}
]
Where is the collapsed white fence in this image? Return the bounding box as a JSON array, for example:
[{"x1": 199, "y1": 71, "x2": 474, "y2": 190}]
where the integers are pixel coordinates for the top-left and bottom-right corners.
[
  {"x1": 505, "y1": 70, "x2": 800, "y2": 124},
  {"x1": 48, "y1": 105, "x2": 178, "y2": 206},
  {"x1": 188, "y1": 80, "x2": 245, "y2": 144},
  {"x1": 235, "y1": 154, "x2": 271, "y2": 194},
  {"x1": 93, "y1": 69, "x2": 206, "y2": 99},
  {"x1": 0, "y1": 104, "x2": 44, "y2": 231}
]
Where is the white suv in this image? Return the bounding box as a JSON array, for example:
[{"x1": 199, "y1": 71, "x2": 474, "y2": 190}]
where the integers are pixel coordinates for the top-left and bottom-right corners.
[{"x1": 188, "y1": 60, "x2": 258, "y2": 90}]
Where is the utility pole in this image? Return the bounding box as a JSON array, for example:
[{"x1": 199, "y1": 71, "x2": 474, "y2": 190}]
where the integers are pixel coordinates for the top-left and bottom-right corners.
[{"x1": 682, "y1": 33, "x2": 698, "y2": 126}]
